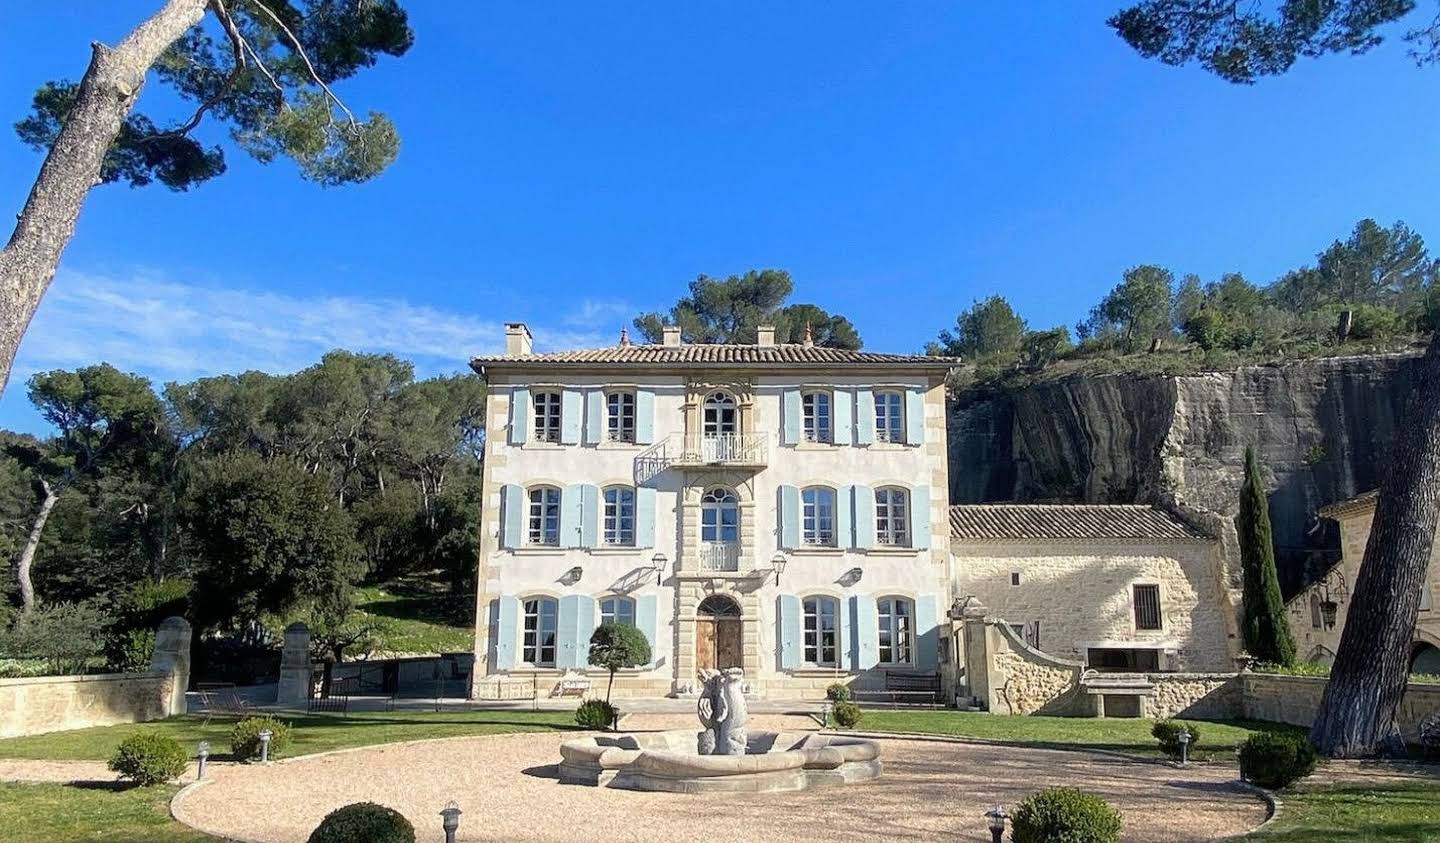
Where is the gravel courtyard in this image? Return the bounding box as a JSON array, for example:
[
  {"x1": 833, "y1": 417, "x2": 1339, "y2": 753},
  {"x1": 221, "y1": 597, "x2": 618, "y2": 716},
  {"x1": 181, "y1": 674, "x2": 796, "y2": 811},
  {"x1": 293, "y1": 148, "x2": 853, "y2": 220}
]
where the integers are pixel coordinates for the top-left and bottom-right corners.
[{"x1": 172, "y1": 722, "x2": 1268, "y2": 842}]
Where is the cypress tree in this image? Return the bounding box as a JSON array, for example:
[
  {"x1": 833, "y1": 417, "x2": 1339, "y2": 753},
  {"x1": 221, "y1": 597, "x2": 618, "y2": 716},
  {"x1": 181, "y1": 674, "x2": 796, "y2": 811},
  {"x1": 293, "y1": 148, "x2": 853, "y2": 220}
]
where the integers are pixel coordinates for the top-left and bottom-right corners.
[{"x1": 1237, "y1": 446, "x2": 1297, "y2": 666}]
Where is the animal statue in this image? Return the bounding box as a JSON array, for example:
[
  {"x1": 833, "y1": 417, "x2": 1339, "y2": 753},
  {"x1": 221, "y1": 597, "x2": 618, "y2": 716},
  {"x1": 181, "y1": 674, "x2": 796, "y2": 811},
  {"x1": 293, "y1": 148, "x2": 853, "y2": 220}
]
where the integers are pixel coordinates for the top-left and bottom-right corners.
[
  {"x1": 716, "y1": 667, "x2": 748, "y2": 755},
  {"x1": 695, "y1": 668, "x2": 724, "y2": 754}
]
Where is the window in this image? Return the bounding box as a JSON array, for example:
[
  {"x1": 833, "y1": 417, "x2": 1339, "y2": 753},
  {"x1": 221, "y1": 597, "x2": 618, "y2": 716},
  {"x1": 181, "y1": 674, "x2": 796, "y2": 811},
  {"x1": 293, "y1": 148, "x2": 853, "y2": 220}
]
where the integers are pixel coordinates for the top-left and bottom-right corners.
[
  {"x1": 802, "y1": 391, "x2": 832, "y2": 443},
  {"x1": 702, "y1": 392, "x2": 737, "y2": 436},
  {"x1": 802, "y1": 486, "x2": 837, "y2": 546},
  {"x1": 1133, "y1": 584, "x2": 1162, "y2": 631},
  {"x1": 1310, "y1": 593, "x2": 1323, "y2": 629},
  {"x1": 874, "y1": 391, "x2": 904, "y2": 443},
  {"x1": 603, "y1": 486, "x2": 636, "y2": 546},
  {"x1": 533, "y1": 390, "x2": 562, "y2": 443},
  {"x1": 600, "y1": 596, "x2": 636, "y2": 627},
  {"x1": 606, "y1": 391, "x2": 636, "y2": 443},
  {"x1": 874, "y1": 487, "x2": 910, "y2": 547},
  {"x1": 527, "y1": 486, "x2": 561, "y2": 546},
  {"x1": 802, "y1": 596, "x2": 840, "y2": 667},
  {"x1": 701, "y1": 487, "x2": 739, "y2": 544},
  {"x1": 1010, "y1": 572, "x2": 1021, "y2": 586},
  {"x1": 522, "y1": 597, "x2": 558, "y2": 666},
  {"x1": 878, "y1": 596, "x2": 913, "y2": 665}
]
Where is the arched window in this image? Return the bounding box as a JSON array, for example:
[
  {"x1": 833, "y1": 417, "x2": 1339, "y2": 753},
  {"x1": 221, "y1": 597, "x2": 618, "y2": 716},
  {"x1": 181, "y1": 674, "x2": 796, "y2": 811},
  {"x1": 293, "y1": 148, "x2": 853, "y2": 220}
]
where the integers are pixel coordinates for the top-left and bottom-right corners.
[
  {"x1": 802, "y1": 595, "x2": 840, "y2": 667},
  {"x1": 698, "y1": 594, "x2": 741, "y2": 617},
  {"x1": 522, "y1": 596, "x2": 558, "y2": 666},
  {"x1": 600, "y1": 595, "x2": 636, "y2": 627},
  {"x1": 874, "y1": 390, "x2": 904, "y2": 443},
  {"x1": 603, "y1": 485, "x2": 636, "y2": 546},
  {"x1": 878, "y1": 596, "x2": 914, "y2": 665},
  {"x1": 802, "y1": 390, "x2": 833, "y2": 443},
  {"x1": 606, "y1": 390, "x2": 636, "y2": 443},
  {"x1": 702, "y1": 391, "x2": 737, "y2": 436},
  {"x1": 802, "y1": 486, "x2": 837, "y2": 546},
  {"x1": 874, "y1": 487, "x2": 910, "y2": 547},
  {"x1": 527, "y1": 486, "x2": 562, "y2": 545},
  {"x1": 701, "y1": 488, "x2": 739, "y2": 544},
  {"x1": 532, "y1": 390, "x2": 562, "y2": 443}
]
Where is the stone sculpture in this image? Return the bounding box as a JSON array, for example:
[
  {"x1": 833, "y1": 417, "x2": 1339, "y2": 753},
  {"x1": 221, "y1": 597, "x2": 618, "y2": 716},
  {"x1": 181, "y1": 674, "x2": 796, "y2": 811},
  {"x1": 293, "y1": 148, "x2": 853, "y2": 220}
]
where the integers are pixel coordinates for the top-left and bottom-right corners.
[{"x1": 696, "y1": 667, "x2": 750, "y2": 755}]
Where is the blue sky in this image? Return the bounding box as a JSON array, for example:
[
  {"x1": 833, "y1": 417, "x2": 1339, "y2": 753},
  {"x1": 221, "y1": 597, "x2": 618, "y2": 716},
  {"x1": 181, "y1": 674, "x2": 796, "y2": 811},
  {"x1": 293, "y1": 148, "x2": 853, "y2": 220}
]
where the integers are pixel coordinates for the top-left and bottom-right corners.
[{"x1": 3, "y1": 3, "x2": 1440, "y2": 432}]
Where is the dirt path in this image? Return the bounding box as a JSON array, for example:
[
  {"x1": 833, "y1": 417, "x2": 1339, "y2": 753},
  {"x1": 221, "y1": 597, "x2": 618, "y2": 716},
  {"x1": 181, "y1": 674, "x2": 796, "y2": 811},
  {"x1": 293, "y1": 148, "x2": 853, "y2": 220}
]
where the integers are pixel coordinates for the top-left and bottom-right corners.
[{"x1": 0, "y1": 759, "x2": 116, "y2": 784}]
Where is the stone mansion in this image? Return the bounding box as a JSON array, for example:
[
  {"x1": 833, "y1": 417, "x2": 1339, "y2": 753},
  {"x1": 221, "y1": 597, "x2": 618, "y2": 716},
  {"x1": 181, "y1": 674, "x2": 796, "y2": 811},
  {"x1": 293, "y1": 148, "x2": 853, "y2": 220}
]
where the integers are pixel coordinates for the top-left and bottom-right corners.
[{"x1": 468, "y1": 324, "x2": 1242, "y2": 701}]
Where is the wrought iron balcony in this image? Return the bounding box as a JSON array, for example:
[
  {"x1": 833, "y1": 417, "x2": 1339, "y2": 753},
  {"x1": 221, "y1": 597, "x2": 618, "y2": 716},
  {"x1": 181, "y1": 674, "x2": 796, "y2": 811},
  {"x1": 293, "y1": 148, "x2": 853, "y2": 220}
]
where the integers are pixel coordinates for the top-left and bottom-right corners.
[
  {"x1": 696, "y1": 541, "x2": 741, "y2": 572},
  {"x1": 634, "y1": 432, "x2": 769, "y2": 484}
]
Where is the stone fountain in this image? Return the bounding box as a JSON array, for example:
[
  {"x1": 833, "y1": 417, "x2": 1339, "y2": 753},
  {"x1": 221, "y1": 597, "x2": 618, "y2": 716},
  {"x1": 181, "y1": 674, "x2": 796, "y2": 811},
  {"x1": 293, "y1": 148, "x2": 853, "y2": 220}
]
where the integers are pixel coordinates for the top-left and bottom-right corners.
[{"x1": 558, "y1": 668, "x2": 882, "y2": 793}]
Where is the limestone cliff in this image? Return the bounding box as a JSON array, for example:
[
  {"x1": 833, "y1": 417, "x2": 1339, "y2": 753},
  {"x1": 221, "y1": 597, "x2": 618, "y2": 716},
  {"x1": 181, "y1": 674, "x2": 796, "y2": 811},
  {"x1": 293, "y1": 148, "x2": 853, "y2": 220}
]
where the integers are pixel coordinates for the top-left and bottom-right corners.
[{"x1": 948, "y1": 353, "x2": 1423, "y2": 591}]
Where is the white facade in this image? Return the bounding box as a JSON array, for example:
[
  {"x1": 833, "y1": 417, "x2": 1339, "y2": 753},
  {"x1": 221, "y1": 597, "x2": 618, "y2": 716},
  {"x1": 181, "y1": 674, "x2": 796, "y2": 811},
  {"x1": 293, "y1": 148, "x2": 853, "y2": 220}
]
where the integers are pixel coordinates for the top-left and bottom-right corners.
[{"x1": 470, "y1": 326, "x2": 954, "y2": 699}]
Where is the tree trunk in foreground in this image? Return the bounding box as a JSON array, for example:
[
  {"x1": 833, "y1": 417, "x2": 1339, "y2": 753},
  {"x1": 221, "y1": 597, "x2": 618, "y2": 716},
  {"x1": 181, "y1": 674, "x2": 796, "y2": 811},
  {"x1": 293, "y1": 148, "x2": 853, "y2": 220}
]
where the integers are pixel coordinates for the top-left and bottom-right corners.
[
  {"x1": 0, "y1": 0, "x2": 208, "y2": 396},
  {"x1": 15, "y1": 479, "x2": 58, "y2": 614},
  {"x1": 1311, "y1": 331, "x2": 1440, "y2": 757}
]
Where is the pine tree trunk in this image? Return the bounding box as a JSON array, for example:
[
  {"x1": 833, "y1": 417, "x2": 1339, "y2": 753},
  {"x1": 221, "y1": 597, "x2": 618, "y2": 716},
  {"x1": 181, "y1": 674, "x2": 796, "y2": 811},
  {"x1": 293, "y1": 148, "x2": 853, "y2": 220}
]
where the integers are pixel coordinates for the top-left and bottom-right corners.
[
  {"x1": 1311, "y1": 331, "x2": 1440, "y2": 757},
  {"x1": 0, "y1": 0, "x2": 209, "y2": 395},
  {"x1": 15, "y1": 480, "x2": 58, "y2": 614}
]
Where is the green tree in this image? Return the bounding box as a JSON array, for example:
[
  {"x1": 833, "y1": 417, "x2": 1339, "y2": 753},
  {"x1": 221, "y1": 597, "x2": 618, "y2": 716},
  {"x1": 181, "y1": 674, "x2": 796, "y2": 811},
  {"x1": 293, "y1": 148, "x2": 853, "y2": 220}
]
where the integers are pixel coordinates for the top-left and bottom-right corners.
[
  {"x1": 183, "y1": 451, "x2": 360, "y2": 631},
  {"x1": 588, "y1": 622, "x2": 651, "y2": 705},
  {"x1": 931, "y1": 296, "x2": 1029, "y2": 360},
  {"x1": 1021, "y1": 326, "x2": 1073, "y2": 371},
  {"x1": 1077, "y1": 265, "x2": 1175, "y2": 353},
  {"x1": 0, "y1": 1, "x2": 414, "y2": 395},
  {"x1": 1237, "y1": 447, "x2": 1296, "y2": 666},
  {"x1": 1109, "y1": 2, "x2": 1440, "y2": 756},
  {"x1": 634, "y1": 270, "x2": 862, "y2": 348},
  {"x1": 1272, "y1": 219, "x2": 1436, "y2": 317}
]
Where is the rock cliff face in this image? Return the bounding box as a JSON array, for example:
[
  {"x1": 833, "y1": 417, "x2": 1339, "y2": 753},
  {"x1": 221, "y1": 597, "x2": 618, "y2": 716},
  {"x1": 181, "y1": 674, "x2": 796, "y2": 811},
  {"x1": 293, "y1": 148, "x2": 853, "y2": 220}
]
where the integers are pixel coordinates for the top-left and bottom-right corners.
[{"x1": 948, "y1": 353, "x2": 1423, "y2": 591}]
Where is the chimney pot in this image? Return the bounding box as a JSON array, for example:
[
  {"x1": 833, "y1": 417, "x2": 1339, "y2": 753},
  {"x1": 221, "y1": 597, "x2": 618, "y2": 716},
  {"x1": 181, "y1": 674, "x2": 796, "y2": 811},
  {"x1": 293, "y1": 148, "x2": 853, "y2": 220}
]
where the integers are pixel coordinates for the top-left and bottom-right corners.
[
  {"x1": 504, "y1": 322, "x2": 533, "y2": 356},
  {"x1": 756, "y1": 325, "x2": 776, "y2": 347},
  {"x1": 662, "y1": 326, "x2": 683, "y2": 347}
]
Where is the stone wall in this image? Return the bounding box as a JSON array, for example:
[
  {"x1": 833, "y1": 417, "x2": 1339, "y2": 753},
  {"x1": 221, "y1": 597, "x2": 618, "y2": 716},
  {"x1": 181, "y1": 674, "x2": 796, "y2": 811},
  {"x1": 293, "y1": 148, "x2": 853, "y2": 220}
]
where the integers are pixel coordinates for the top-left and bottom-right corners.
[
  {"x1": 1147, "y1": 673, "x2": 1242, "y2": 720},
  {"x1": 985, "y1": 622, "x2": 1083, "y2": 715},
  {"x1": 1242, "y1": 673, "x2": 1440, "y2": 741}
]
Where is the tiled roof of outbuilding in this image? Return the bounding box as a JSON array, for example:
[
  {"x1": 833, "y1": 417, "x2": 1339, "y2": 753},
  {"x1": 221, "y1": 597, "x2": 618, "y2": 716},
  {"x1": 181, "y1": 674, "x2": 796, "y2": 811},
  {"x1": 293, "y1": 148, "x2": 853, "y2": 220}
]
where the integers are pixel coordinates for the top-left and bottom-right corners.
[
  {"x1": 1318, "y1": 490, "x2": 1378, "y2": 518},
  {"x1": 948, "y1": 504, "x2": 1210, "y2": 542},
  {"x1": 471, "y1": 344, "x2": 956, "y2": 370}
]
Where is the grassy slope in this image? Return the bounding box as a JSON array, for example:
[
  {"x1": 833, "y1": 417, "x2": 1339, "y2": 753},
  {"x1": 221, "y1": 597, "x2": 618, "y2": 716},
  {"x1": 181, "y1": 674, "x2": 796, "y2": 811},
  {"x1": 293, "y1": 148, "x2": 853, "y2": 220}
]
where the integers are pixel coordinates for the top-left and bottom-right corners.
[{"x1": 352, "y1": 583, "x2": 474, "y2": 656}]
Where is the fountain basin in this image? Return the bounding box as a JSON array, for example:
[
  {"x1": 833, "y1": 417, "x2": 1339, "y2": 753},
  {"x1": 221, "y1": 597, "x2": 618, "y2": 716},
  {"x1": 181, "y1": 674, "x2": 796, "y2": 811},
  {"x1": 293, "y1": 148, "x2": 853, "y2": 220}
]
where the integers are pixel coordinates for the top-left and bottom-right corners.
[{"x1": 558, "y1": 730, "x2": 882, "y2": 793}]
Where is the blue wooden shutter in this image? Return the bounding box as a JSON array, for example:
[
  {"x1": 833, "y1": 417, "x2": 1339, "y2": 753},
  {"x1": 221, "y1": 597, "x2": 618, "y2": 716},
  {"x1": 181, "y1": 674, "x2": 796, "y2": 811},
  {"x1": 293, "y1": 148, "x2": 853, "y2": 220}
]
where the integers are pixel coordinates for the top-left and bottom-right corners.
[
  {"x1": 560, "y1": 485, "x2": 583, "y2": 548},
  {"x1": 778, "y1": 485, "x2": 801, "y2": 549},
  {"x1": 852, "y1": 594, "x2": 879, "y2": 670},
  {"x1": 836, "y1": 595, "x2": 852, "y2": 671},
  {"x1": 509, "y1": 387, "x2": 530, "y2": 445},
  {"x1": 904, "y1": 387, "x2": 925, "y2": 445},
  {"x1": 833, "y1": 389, "x2": 853, "y2": 445},
  {"x1": 635, "y1": 486, "x2": 657, "y2": 547},
  {"x1": 579, "y1": 484, "x2": 600, "y2": 547},
  {"x1": 778, "y1": 594, "x2": 801, "y2": 671},
  {"x1": 636, "y1": 593, "x2": 659, "y2": 663},
  {"x1": 585, "y1": 390, "x2": 604, "y2": 445},
  {"x1": 560, "y1": 389, "x2": 583, "y2": 444},
  {"x1": 915, "y1": 594, "x2": 939, "y2": 672},
  {"x1": 781, "y1": 389, "x2": 802, "y2": 445},
  {"x1": 851, "y1": 484, "x2": 875, "y2": 550},
  {"x1": 911, "y1": 484, "x2": 931, "y2": 550},
  {"x1": 557, "y1": 595, "x2": 581, "y2": 669},
  {"x1": 834, "y1": 486, "x2": 851, "y2": 551},
  {"x1": 575, "y1": 595, "x2": 597, "y2": 669},
  {"x1": 494, "y1": 595, "x2": 519, "y2": 671},
  {"x1": 854, "y1": 389, "x2": 875, "y2": 445},
  {"x1": 635, "y1": 389, "x2": 655, "y2": 445},
  {"x1": 500, "y1": 484, "x2": 524, "y2": 549}
]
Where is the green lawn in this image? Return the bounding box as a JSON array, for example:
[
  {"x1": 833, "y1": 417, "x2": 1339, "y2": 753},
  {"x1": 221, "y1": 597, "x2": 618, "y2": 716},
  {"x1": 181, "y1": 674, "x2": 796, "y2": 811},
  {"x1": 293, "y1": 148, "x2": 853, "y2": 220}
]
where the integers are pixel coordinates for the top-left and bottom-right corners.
[
  {"x1": 854, "y1": 709, "x2": 1303, "y2": 759},
  {"x1": 353, "y1": 583, "x2": 474, "y2": 655},
  {"x1": 0, "y1": 783, "x2": 209, "y2": 843},
  {"x1": 1251, "y1": 780, "x2": 1440, "y2": 842}
]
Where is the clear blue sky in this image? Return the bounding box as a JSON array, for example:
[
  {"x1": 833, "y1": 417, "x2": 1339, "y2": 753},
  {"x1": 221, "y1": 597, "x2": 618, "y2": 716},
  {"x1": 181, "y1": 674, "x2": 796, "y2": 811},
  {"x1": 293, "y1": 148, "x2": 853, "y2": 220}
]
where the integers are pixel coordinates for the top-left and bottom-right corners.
[{"x1": 3, "y1": 3, "x2": 1440, "y2": 432}]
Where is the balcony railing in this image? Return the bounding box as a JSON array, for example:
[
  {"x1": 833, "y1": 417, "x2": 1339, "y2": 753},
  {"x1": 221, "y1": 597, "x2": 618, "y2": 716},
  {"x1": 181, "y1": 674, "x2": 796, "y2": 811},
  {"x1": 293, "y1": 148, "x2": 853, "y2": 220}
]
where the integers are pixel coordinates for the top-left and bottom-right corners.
[
  {"x1": 697, "y1": 542, "x2": 741, "y2": 572},
  {"x1": 634, "y1": 432, "x2": 770, "y2": 484}
]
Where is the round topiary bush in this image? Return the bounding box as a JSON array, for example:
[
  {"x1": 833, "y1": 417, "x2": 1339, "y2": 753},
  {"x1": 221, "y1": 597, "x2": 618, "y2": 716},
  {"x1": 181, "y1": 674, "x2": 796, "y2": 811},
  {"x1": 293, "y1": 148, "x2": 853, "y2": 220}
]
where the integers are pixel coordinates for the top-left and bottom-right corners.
[
  {"x1": 1151, "y1": 720, "x2": 1203, "y2": 760},
  {"x1": 1010, "y1": 787, "x2": 1122, "y2": 843},
  {"x1": 575, "y1": 699, "x2": 619, "y2": 730},
  {"x1": 1419, "y1": 711, "x2": 1440, "y2": 760},
  {"x1": 107, "y1": 732, "x2": 188, "y2": 786},
  {"x1": 307, "y1": 802, "x2": 414, "y2": 843},
  {"x1": 825, "y1": 682, "x2": 851, "y2": 703},
  {"x1": 230, "y1": 714, "x2": 293, "y2": 761},
  {"x1": 831, "y1": 701, "x2": 862, "y2": 728},
  {"x1": 1238, "y1": 732, "x2": 1318, "y2": 790}
]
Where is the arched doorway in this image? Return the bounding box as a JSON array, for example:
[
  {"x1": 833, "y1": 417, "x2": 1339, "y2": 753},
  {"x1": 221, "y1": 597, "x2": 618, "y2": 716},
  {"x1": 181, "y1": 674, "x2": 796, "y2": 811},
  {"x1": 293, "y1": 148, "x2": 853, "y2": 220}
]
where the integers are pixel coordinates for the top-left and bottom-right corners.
[
  {"x1": 696, "y1": 595, "x2": 743, "y2": 671},
  {"x1": 1411, "y1": 642, "x2": 1440, "y2": 675}
]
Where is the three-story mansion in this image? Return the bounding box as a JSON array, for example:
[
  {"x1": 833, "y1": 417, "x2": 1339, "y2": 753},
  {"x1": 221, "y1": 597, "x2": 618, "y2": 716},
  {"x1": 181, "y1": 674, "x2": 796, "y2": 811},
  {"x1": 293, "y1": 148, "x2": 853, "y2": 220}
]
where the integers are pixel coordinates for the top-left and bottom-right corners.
[{"x1": 469, "y1": 323, "x2": 956, "y2": 698}]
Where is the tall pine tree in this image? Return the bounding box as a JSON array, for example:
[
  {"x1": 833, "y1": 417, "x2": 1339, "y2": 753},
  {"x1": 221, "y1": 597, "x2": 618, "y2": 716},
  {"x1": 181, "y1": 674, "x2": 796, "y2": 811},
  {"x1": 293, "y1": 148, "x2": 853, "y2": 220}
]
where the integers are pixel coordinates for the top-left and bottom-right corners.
[{"x1": 1237, "y1": 446, "x2": 1296, "y2": 666}]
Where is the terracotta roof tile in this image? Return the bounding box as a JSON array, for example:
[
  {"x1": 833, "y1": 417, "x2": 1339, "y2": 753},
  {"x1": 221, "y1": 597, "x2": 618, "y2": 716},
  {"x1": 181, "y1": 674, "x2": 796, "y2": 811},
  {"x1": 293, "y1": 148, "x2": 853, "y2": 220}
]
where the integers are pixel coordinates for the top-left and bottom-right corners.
[
  {"x1": 1318, "y1": 490, "x2": 1378, "y2": 518},
  {"x1": 949, "y1": 504, "x2": 1210, "y2": 541},
  {"x1": 471, "y1": 343, "x2": 956, "y2": 369}
]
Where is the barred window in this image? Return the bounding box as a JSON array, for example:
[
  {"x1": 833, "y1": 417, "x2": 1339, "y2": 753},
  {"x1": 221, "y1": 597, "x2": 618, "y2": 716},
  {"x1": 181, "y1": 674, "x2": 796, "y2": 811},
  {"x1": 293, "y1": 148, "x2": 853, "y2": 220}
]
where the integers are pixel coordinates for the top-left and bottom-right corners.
[{"x1": 1133, "y1": 584, "x2": 1162, "y2": 631}]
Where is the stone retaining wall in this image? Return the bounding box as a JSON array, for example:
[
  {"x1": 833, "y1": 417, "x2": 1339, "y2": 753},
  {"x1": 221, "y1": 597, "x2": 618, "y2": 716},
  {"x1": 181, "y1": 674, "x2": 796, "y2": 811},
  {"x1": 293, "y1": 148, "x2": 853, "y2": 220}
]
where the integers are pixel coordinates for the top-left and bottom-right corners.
[
  {"x1": 0, "y1": 671, "x2": 178, "y2": 738},
  {"x1": 1147, "y1": 673, "x2": 1242, "y2": 720},
  {"x1": 1241, "y1": 673, "x2": 1440, "y2": 741}
]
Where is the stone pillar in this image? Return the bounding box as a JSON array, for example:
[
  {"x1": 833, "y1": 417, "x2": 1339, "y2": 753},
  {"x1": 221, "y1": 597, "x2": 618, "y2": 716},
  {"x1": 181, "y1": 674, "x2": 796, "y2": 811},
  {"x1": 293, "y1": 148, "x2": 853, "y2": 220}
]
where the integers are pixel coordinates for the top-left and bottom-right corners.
[
  {"x1": 277, "y1": 622, "x2": 312, "y2": 708},
  {"x1": 959, "y1": 599, "x2": 999, "y2": 711},
  {"x1": 149, "y1": 616, "x2": 192, "y2": 716}
]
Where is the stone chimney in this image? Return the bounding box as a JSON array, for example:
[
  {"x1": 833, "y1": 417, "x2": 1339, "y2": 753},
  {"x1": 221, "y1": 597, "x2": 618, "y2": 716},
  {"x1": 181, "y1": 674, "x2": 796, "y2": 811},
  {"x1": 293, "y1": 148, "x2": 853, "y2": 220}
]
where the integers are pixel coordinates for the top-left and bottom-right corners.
[
  {"x1": 505, "y1": 322, "x2": 533, "y2": 356},
  {"x1": 802, "y1": 321, "x2": 814, "y2": 348},
  {"x1": 662, "y1": 326, "x2": 683, "y2": 347},
  {"x1": 756, "y1": 325, "x2": 776, "y2": 347}
]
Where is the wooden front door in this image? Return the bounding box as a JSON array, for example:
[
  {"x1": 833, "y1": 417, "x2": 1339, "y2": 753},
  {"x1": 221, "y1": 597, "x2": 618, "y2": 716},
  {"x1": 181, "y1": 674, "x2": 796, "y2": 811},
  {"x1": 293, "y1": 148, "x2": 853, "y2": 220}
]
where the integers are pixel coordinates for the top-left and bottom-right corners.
[{"x1": 695, "y1": 619, "x2": 743, "y2": 671}]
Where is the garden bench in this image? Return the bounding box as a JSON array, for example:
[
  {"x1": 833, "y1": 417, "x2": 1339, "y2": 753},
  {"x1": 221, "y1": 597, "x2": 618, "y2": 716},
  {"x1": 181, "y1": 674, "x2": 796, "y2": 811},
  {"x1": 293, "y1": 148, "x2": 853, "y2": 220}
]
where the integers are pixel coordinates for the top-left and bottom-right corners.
[
  {"x1": 196, "y1": 683, "x2": 253, "y2": 724},
  {"x1": 552, "y1": 677, "x2": 591, "y2": 698},
  {"x1": 852, "y1": 672, "x2": 942, "y2": 708}
]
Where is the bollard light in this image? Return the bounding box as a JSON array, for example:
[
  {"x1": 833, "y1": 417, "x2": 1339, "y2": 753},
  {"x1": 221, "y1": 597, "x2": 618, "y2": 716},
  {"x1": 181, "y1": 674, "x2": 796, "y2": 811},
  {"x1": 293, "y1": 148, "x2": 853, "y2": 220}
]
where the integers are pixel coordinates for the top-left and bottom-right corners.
[
  {"x1": 440, "y1": 801, "x2": 463, "y2": 843},
  {"x1": 258, "y1": 729, "x2": 273, "y2": 763},
  {"x1": 985, "y1": 806, "x2": 1008, "y2": 843},
  {"x1": 1177, "y1": 727, "x2": 1192, "y2": 766},
  {"x1": 821, "y1": 700, "x2": 832, "y2": 729},
  {"x1": 196, "y1": 741, "x2": 210, "y2": 780}
]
